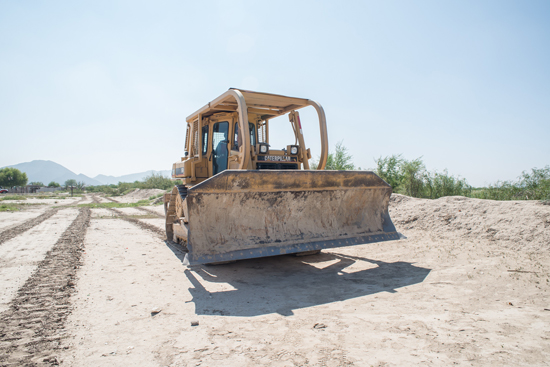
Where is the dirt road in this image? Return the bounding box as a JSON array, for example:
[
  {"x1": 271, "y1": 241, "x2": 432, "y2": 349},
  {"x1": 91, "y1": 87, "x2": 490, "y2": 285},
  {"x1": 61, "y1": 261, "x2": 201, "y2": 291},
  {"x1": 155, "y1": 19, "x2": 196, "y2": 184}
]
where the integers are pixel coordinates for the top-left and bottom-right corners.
[{"x1": 0, "y1": 194, "x2": 548, "y2": 366}]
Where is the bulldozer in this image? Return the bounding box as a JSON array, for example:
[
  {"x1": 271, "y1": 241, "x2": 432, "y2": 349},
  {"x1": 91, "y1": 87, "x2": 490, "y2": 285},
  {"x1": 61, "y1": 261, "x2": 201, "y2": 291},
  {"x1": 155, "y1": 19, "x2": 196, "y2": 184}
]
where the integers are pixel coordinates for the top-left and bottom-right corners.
[{"x1": 164, "y1": 89, "x2": 400, "y2": 265}]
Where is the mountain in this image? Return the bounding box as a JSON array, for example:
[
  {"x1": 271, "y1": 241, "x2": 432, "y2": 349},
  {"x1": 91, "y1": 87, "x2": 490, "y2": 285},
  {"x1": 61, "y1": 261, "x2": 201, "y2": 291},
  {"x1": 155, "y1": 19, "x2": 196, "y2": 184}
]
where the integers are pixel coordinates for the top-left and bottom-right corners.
[
  {"x1": 1, "y1": 160, "x2": 171, "y2": 186},
  {"x1": 93, "y1": 170, "x2": 171, "y2": 185},
  {"x1": 2, "y1": 160, "x2": 102, "y2": 186}
]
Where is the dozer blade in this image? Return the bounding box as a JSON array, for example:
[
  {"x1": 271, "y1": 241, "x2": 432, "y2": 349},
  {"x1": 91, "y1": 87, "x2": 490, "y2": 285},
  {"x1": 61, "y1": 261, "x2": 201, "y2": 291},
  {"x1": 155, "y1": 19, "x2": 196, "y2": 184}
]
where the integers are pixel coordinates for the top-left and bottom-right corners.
[{"x1": 181, "y1": 170, "x2": 400, "y2": 265}]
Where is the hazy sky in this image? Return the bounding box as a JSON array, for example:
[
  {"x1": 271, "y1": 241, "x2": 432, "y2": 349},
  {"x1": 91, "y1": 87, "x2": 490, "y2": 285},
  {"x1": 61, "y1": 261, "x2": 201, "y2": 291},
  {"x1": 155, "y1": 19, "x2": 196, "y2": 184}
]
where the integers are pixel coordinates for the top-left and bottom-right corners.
[{"x1": 1, "y1": 0, "x2": 548, "y2": 186}]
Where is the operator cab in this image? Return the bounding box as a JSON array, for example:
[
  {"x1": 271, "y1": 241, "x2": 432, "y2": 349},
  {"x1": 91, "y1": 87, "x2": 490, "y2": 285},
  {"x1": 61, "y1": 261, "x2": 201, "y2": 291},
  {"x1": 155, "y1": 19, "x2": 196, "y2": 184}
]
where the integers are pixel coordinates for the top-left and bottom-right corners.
[{"x1": 172, "y1": 89, "x2": 326, "y2": 185}]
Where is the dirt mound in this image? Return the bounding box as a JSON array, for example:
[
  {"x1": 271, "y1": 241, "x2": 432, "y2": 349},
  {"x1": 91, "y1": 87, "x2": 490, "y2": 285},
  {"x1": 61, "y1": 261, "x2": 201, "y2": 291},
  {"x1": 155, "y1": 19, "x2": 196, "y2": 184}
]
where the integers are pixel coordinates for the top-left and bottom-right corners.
[
  {"x1": 389, "y1": 194, "x2": 550, "y2": 252},
  {"x1": 122, "y1": 188, "x2": 164, "y2": 200}
]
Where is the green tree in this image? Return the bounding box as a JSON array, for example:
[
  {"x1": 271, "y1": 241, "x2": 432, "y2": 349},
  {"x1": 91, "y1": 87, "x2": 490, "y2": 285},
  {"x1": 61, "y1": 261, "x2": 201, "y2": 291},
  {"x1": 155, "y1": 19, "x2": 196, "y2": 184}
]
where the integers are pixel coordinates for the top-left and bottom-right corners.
[
  {"x1": 375, "y1": 154, "x2": 404, "y2": 190},
  {"x1": 519, "y1": 166, "x2": 550, "y2": 200},
  {"x1": 48, "y1": 181, "x2": 60, "y2": 187},
  {"x1": 472, "y1": 166, "x2": 550, "y2": 201},
  {"x1": 424, "y1": 169, "x2": 471, "y2": 199},
  {"x1": 0, "y1": 168, "x2": 28, "y2": 187},
  {"x1": 140, "y1": 173, "x2": 176, "y2": 190},
  {"x1": 64, "y1": 179, "x2": 77, "y2": 189},
  {"x1": 29, "y1": 181, "x2": 44, "y2": 186},
  {"x1": 374, "y1": 154, "x2": 472, "y2": 199},
  {"x1": 400, "y1": 158, "x2": 425, "y2": 197},
  {"x1": 311, "y1": 141, "x2": 356, "y2": 170}
]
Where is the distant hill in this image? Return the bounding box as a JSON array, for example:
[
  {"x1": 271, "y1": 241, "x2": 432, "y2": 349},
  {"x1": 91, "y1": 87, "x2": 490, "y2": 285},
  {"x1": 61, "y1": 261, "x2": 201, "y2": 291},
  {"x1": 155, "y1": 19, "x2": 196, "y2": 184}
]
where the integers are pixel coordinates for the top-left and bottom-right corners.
[
  {"x1": 94, "y1": 170, "x2": 171, "y2": 185},
  {"x1": 1, "y1": 160, "x2": 171, "y2": 186},
  {"x1": 2, "y1": 160, "x2": 102, "y2": 186}
]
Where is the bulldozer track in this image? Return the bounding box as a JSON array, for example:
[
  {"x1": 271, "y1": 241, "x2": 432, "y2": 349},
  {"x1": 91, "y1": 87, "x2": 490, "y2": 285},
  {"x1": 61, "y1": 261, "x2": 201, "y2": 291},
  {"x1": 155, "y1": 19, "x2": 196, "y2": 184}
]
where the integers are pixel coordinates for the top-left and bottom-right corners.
[
  {"x1": 0, "y1": 207, "x2": 91, "y2": 366},
  {"x1": 0, "y1": 195, "x2": 91, "y2": 247},
  {"x1": 108, "y1": 208, "x2": 165, "y2": 239},
  {"x1": 135, "y1": 206, "x2": 164, "y2": 218},
  {"x1": 0, "y1": 209, "x2": 60, "y2": 247}
]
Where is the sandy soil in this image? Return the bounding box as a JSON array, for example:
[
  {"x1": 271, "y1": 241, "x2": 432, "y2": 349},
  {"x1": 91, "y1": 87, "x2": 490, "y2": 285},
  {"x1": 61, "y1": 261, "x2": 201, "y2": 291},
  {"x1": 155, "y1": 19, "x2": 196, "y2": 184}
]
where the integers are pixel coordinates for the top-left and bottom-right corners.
[
  {"x1": 1, "y1": 197, "x2": 83, "y2": 206},
  {"x1": 90, "y1": 208, "x2": 117, "y2": 219},
  {"x1": 145, "y1": 205, "x2": 165, "y2": 217},
  {"x1": 113, "y1": 189, "x2": 165, "y2": 203},
  {"x1": 139, "y1": 218, "x2": 165, "y2": 231},
  {"x1": 94, "y1": 196, "x2": 113, "y2": 204},
  {"x1": 0, "y1": 208, "x2": 79, "y2": 313},
  {"x1": 0, "y1": 206, "x2": 49, "y2": 231},
  {"x1": 115, "y1": 207, "x2": 155, "y2": 217},
  {"x1": 0, "y1": 194, "x2": 548, "y2": 366}
]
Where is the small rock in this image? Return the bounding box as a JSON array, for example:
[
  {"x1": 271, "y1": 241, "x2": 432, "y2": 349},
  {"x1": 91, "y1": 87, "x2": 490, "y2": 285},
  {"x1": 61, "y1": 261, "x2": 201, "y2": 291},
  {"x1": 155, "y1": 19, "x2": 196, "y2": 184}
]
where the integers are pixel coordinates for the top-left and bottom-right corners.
[
  {"x1": 191, "y1": 320, "x2": 199, "y2": 326},
  {"x1": 313, "y1": 323, "x2": 327, "y2": 329},
  {"x1": 151, "y1": 307, "x2": 161, "y2": 316},
  {"x1": 508, "y1": 302, "x2": 513, "y2": 306}
]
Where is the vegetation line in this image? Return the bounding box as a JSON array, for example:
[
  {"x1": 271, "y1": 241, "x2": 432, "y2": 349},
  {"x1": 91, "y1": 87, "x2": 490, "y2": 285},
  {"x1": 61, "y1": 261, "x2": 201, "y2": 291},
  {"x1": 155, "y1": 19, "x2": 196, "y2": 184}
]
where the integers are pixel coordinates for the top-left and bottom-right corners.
[
  {"x1": 78, "y1": 200, "x2": 150, "y2": 209},
  {"x1": 314, "y1": 142, "x2": 549, "y2": 201}
]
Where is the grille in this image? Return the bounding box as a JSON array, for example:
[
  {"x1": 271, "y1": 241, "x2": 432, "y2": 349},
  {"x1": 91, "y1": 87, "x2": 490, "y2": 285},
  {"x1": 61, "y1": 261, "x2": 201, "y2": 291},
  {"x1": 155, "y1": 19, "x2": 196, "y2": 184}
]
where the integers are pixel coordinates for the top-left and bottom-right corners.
[{"x1": 256, "y1": 163, "x2": 298, "y2": 170}]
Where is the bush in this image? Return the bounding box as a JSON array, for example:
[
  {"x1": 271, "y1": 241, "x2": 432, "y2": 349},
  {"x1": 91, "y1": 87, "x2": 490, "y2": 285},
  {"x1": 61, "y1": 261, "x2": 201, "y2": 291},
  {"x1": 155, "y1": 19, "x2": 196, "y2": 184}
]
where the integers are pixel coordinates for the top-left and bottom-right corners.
[
  {"x1": 375, "y1": 154, "x2": 404, "y2": 191},
  {"x1": 400, "y1": 158, "x2": 425, "y2": 198},
  {"x1": 311, "y1": 141, "x2": 355, "y2": 170},
  {"x1": 424, "y1": 170, "x2": 471, "y2": 199},
  {"x1": 1, "y1": 195, "x2": 27, "y2": 201},
  {"x1": 139, "y1": 173, "x2": 176, "y2": 190},
  {"x1": 471, "y1": 166, "x2": 550, "y2": 201},
  {"x1": 375, "y1": 155, "x2": 471, "y2": 199}
]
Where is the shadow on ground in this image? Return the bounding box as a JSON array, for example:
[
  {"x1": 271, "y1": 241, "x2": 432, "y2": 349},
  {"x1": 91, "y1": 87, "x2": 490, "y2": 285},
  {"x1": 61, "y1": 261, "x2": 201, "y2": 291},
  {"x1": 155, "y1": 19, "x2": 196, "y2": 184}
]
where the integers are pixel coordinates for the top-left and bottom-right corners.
[{"x1": 166, "y1": 246, "x2": 430, "y2": 317}]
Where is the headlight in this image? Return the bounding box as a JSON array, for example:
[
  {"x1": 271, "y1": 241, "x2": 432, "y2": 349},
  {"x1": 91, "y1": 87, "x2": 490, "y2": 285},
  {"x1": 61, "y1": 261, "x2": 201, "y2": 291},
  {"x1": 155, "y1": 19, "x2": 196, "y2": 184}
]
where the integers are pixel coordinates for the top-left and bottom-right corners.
[
  {"x1": 290, "y1": 146, "x2": 298, "y2": 155},
  {"x1": 259, "y1": 144, "x2": 268, "y2": 154}
]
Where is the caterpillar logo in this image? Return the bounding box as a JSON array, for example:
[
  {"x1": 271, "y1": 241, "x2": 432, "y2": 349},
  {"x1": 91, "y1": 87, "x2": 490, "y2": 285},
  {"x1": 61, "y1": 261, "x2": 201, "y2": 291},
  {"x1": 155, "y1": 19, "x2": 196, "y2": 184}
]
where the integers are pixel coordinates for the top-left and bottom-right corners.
[{"x1": 257, "y1": 155, "x2": 297, "y2": 162}]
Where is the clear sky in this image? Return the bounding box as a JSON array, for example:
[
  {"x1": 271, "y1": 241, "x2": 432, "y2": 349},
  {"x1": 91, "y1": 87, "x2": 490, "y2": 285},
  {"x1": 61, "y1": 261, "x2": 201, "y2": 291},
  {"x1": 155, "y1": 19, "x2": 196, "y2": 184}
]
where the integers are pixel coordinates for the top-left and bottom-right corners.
[{"x1": 1, "y1": 0, "x2": 549, "y2": 186}]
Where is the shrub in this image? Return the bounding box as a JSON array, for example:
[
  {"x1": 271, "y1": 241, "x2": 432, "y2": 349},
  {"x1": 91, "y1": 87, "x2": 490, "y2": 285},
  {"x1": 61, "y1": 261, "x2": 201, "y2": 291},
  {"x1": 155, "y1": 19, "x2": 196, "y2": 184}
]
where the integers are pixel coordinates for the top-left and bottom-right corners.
[
  {"x1": 139, "y1": 173, "x2": 175, "y2": 190},
  {"x1": 375, "y1": 155, "x2": 471, "y2": 199},
  {"x1": 472, "y1": 166, "x2": 550, "y2": 201},
  {"x1": 400, "y1": 158, "x2": 425, "y2": 198},
  {"x1": 1, "y1": 195, "x2": 27, "y2": 201},
  {"x1": 424, "y1": 170, "x2": 471, "y2": 199},
  {"x1": 375, "y1": 154, "x2": 404, "y2": 191},
  {"x1": 311, "y1": 141, "x2": 355, "y2": 170}
]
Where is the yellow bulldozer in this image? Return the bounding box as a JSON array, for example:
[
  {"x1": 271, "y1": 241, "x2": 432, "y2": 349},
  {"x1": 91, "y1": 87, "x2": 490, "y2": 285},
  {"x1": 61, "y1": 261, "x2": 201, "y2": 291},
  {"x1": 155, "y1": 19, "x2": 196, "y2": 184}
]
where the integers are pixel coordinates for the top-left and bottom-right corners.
[{"x1": 164, "y1": 89, "x2": 399, "y2": 265}]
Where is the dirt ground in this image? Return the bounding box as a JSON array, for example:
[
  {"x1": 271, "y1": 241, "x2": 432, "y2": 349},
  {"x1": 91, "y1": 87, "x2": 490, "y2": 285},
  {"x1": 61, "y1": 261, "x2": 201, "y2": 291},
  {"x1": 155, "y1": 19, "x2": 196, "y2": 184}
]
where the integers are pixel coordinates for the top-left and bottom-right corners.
[{"x1": 0, "y1": 193, "x2": 549, "y2": 366}]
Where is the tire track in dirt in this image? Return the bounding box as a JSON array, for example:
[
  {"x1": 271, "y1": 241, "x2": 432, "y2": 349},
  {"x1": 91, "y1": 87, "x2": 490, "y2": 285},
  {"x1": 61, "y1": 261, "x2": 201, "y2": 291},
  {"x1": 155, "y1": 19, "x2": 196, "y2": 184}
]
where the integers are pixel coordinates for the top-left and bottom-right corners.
[
  {"x1": 108, "y1": 208, "x2": 166, "y2": 239},
  {"x1": 0, "y1": 207, "x2": 91, "y2": 366},
  {"x1": 0, "y1": 196, "x2": 88, "y2": 247},
  {"x1": 135, "y1": 206, "x2": 164, "y2": 218},
  {"x1": 97, "y1": 196, "x2": 164, "y2": 236},
  {"x1": 105, "y1": 195, "x2": 164, "y2": 218},
  {"x1": 0, "y1": 209, "x2": 60, "y2": 247}
]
